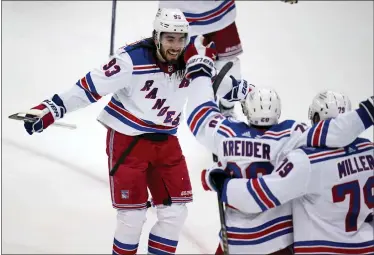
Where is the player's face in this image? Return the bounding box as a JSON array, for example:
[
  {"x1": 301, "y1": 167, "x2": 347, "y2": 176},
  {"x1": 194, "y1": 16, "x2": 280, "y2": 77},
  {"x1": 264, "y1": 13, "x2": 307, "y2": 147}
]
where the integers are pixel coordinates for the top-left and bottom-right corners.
[{"x1": 159, "y1": 33, "x2": 187, "y2": 62}]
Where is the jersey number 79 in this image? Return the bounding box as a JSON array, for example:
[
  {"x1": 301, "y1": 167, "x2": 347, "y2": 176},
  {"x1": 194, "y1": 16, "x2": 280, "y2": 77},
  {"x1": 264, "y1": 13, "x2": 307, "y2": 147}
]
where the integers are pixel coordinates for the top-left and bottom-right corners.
[{"x1": 332, "y1": 176, "x2": 374, "y2": 232}]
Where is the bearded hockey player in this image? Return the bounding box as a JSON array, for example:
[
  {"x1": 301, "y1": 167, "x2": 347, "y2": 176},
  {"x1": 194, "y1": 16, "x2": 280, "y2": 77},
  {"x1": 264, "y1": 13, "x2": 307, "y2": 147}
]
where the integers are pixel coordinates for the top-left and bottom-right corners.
[{"x1": 21, "y1": 8, "x2": 217, "y2": 255}]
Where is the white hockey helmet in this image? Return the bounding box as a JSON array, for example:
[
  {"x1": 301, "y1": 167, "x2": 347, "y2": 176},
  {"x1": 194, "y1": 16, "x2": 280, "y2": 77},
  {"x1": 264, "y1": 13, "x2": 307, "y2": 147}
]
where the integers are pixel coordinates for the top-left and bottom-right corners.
[
  {"x1": 308, "y1": 90, "x2": 351, "y2": 124},
  {"x1": 241, "y1": 87, "x2": 282, "y2": 126},
  {"x1": 153, "y1": 8, "x2": 190, "y2": 47}
]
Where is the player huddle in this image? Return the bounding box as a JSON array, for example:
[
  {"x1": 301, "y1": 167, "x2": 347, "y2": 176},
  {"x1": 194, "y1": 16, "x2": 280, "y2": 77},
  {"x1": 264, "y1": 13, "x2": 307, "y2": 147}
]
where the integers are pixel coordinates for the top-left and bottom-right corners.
[{"x1": 21, "y1": 1, "x2": 373, "y2": 255}]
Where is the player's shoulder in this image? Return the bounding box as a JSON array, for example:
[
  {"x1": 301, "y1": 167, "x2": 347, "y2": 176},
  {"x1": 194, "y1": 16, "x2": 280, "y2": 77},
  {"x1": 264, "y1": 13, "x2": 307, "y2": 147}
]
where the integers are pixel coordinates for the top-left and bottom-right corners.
[
  {"x1": 299, "y1": 137, "x2": 373, "y2": 164},
  {"x1": 117, "y1": 38, "x2": 157, "y2": 67},
  {"x1": 220, "y1": 118, "x2": 254, "y2": 138},
  {"x1": 260, "y1": 119, "x2": 296, "y2": 140}
]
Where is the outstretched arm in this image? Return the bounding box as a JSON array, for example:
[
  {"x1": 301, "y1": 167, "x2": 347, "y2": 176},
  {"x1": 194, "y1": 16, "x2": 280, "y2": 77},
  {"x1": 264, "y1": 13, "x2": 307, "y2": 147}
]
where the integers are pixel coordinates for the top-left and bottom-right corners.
[
  {"x1": 298, "y1": 97, "x2": 374, "y2": 148},
  {"x1": 221, "y1": 149, "x2": 312, "y2": 214}
]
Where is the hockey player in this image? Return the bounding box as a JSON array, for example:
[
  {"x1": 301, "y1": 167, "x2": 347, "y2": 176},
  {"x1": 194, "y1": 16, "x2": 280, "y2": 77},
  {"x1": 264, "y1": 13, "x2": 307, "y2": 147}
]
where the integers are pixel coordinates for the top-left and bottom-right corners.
[
  {"x1": 158, "y1": 0, "x2": 243, "y2": 119},
  {"x1": 208, "y1": 92, "x2": 374, "y2": 254},
  {"x1": 21, "y1": 8, "x2": 217, "y2": 255},
  {"x1": 183, "y1": 45, "x2": 374, "y2": 254},
  {"x1": 159, "y1": 0, "x2": 243, "y2": 79}
]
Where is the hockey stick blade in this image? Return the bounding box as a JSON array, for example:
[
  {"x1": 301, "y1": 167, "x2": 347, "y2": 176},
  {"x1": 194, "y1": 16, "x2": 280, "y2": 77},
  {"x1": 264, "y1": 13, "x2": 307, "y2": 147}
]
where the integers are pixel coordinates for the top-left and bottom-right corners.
[
  {"x1": 212, "y1": 61, "x2": 234, "y2": 163},
  {"x1": 9, "y1": 112, "x2": 77, "y2": 130}
]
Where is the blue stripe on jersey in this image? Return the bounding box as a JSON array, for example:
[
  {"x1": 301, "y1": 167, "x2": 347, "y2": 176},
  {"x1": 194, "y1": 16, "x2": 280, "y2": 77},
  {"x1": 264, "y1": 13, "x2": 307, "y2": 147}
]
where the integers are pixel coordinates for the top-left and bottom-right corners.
[
  {"x1": 103, "y1": 106, "x2": 177, "y2": 135},
  {"x1": 183, "y1": 0, "x2": 230, "y2": 18},
  {"x1": 246, "y1": 181, "x2": 267, "y2": 212},
  {"x1": 193, "y1": 108, "x2": 219, "y2": 136},
  {"x1": 188, "y1": 5, "x2": 235, "y2": 26},
  {"x1": 268, "y1": 120, "x2": 296, "y2": 132},
  {"x1": 187, "y1": 101, "x2": 219, "y2": 125},
  {"x1": 227, "y1": 228, "x2": 293, "y2": 245},
  {"x1": 76, "y1": 81, "x2": 97, "y2": 103},
  {"x1": 217, "y1": 129, "x2": 230, "y2": 138},
  {"x1": 310, "y1": 146, "x2": 373, "y2": 164},
  {"x1": 306, "y1": 123, "x2": 317, "y2": 147},
  {"x1": 319, "y1": 119, "x2": 331, "y2": 146},
  {"x1": 191, "y1": 107, "x2": 216, "y2": 135},
  {"x1": 85, "y1": 72, "x2": 98, "y2": 94},
  {"x1": 259, "y1": 178, "x2": 281, "y2": 206},
  {"x1": 294, "y1": 240, "x2": 374, "y2": 248},
  {"x1": 132, "y1": 69, "x2": 162, "y2": 75},
  {"x1": 227, "y1": 215, "x2": 292, "y2": 233},
  {"x1": 261, "y1": 133, "x2": 291, "y2": 141}
]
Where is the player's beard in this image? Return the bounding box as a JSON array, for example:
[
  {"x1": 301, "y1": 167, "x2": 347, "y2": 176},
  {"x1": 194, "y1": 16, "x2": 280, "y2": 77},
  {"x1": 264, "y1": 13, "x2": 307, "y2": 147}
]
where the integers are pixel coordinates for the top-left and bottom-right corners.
[{"x1": 160, "y1": 48, "x2": 182, "y2": 64}]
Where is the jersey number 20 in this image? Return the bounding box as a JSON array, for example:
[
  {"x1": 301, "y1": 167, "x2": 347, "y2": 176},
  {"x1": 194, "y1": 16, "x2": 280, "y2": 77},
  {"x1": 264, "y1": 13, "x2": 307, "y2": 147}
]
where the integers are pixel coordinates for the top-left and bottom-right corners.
[{"x1": 332, "y1": 176, "x2": 374, "y2": 232}]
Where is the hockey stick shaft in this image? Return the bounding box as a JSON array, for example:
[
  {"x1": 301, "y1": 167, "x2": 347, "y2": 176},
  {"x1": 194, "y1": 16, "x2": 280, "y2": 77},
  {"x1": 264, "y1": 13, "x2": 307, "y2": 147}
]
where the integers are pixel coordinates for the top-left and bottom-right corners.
[
  {"x1": 218, "y1": 193, "x2": 229, "y2": 255},
  {"x1": 109, "y1": 0, "x2": 117, "y2": 56},
  {"x1": 212, "y1": 61, "x2": 233, "y2": 163},
  {"x1": 211, "y1": 61, "x2": 233, "y2": 255}
]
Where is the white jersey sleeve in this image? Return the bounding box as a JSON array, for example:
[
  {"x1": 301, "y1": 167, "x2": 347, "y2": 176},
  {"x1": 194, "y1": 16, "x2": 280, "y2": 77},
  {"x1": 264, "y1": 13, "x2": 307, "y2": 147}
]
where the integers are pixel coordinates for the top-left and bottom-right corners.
[
  {"x1": 185, "y1": 76, "x2": 227, "y2": 154},
  {"x1": 295, "y1": 108, "x2": 373, "y2": 148},
  {"x1": 222, "y1": 149, "x2": 313, "y2": 214},
  {"x1": 58, "y1": 50, "x2": 133, "y2": 113}
]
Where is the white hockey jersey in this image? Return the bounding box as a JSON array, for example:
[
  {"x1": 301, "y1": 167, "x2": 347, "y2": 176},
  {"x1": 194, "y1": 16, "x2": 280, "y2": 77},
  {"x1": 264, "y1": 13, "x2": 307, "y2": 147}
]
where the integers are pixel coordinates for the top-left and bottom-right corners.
[
  {"x1": 58, "y1": 40, "x2": 193, "y2": 136},
  {"x1": 186, "y1": 76, "x2": 374, "y2": 253},
  {"x1": 223, "y1": 138, "x2": 374, "y2": 254},
  {"x1": 158, "y1": 0, "x2": 236, "y2": 36}
]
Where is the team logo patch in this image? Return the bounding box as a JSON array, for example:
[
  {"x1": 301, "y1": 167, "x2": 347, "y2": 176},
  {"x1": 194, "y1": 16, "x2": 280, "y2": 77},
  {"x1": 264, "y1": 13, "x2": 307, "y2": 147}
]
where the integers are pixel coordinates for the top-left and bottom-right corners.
[{"x1": 121, "y1": 190, "x2": 129, "y2": 199}]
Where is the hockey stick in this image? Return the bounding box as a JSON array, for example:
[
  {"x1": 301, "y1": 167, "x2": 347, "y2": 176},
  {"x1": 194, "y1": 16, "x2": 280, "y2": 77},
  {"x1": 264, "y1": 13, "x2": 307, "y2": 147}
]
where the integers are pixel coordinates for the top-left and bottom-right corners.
[
  {"x1": 211, "y1": 61, "x2": 233, "y2": 255},
  {"x1": 8, "y1": 111, "x2": 77, "y2": 130},
  {"x1": 109, "y1": 0, "x2": 117, "y2": 56},
  {"x1": 217, "y1": 193, "x2": 229, "y2": 255},
  {"x1": 212, "y1": 61, "x2": 234, "y2": 163}
]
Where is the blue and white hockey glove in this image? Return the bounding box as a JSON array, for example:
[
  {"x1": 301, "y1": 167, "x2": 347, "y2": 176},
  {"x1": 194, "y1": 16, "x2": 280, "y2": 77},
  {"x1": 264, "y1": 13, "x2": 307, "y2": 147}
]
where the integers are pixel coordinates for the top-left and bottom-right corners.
[
  {"x1": 184, "y1": 35, "x2": 217, "y2": 80},
  {"x1": 221, "y1": 77, "x2": 254, "y2": 104},
  {"x1": 218, "y1": 77, "x2": 255, "y2": 117},
  {"x1": 201, "y1": 167, "x2": 231, "y2": 193},
  {"x1": 24, "y1": 94, "x2": 66, "y2": 135}
]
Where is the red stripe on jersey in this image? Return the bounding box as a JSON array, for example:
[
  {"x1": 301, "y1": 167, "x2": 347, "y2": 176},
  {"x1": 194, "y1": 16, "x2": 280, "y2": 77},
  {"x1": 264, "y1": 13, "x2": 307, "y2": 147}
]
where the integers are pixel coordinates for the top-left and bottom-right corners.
[
  {"x1": 81, "y1": 77, "x2": 102, "y2": 101},
  {"x1": 220, "y1": 125, "x2": 235, "y2": 137},
  {"x1": 133, "y1": 65, "x2": 158, "y2": 70},
  {"x1": 190, "y1": 107, "x2": 210, "y2": 132},
  {"x1": 264, "y1": 130, "x2": 290, "y2": 137},
  {"x1": 308, "y1": 148, "x2": 345, "y2": 159},
  {"x1": 312, "y1": 121, "x2": 324, "y2": 146},
  {"x1": 186, "y1": 0, "x2": 234, "y2": 22},
  {"x1": 108, "y1": 101, "x2": 176, "y2": 130},
  {"x1": 252, "y1": 178, "x2": 275, "y2": 209},
  {"x1": 227, "y1": 221, "x2": 292, "y2": 240}
]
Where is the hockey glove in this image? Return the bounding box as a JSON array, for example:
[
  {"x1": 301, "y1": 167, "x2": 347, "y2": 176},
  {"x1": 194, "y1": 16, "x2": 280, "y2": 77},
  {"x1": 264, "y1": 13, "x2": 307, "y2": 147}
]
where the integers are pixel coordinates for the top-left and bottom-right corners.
[
  {"x1": 24, "y1": 94, "x2": 66, "y2": 135},
  {"x1": 221, "y1": 77, "x2": 254, "y2": 104},
  {"x1": 201, "y1": 167, "x2": 231, "y2": 193},
  {"x1": 359, "y1": 96, "x2": 374, "y2": 124},
  {"x1": 184, "y1": 35, "x2": 217, "y2": 80},
  {"x1": 218, "y1": 77, "x2": 255, "y2": 116}
]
